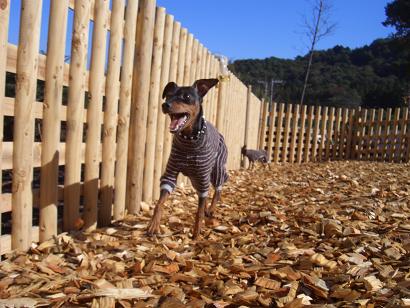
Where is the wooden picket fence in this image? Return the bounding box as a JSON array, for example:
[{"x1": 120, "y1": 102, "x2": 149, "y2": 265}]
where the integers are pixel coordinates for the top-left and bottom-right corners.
[
  {"x1": 260, "y1": 102, "x2": 410, "y2": 163},
  {"x1": 0, "y1": 0, "x2": 262, "y2": 255}
]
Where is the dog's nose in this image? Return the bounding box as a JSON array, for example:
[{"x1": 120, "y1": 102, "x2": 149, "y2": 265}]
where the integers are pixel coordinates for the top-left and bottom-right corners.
[{"x1": 162, "y1": 101, "x2": 171, "y2": 113}]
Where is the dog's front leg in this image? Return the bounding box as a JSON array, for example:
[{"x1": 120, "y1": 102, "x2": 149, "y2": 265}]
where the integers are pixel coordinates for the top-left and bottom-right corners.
[
  {"x1": 193, "y1": 196, "x2": 207, "y2": 239},
  {"x1": 147, "y1": 189, "x2": 169, "y2": 236}
]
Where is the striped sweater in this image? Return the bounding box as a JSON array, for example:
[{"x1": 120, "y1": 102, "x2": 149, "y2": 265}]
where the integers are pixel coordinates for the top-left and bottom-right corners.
[{"x1": 160, "y1": 120, "x2": 228, "y2": 197}]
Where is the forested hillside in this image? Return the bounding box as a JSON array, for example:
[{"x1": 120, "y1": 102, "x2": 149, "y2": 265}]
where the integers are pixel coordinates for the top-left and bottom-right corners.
[{"x1": 229, "y1": 38, "x2": 410, "y2": 108}]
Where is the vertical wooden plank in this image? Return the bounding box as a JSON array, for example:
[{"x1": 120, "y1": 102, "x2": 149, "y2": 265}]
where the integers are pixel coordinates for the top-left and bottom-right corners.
[
  {"x1": 396, "y1": 107, "x2": 408, "y2": 163},
  {"x1": 402, "y1": 108, "x2": 410, "y2": 162},
  {"x1": 127, "y1": 0, "x2": 156, "y2": 214},
  {"x1": 39, "y1": 0, "x2": 69, "y2": 242},
  {"x1": 257, "y1": 99, "x2": 267, "y2": 150},
  {"x1": 345, "y1": 107, "x2": 356, "y2": 160},
  {"x1": 266, "y1": 102, "x2": 276, "y2": 162},
  {"x1": 357, "y1": 108, "x2": 367, "y2": 160},
  {"x1": 273, "y1": 103, "x2": 284, "y2": 163},
  {"x1": 242, "y1": 85, "x2": 252, "y2": 167},
  {"x1": 64, "y1": 0, "x2": 91, "y2": 231},
  {"x1": 311, "y1": 106, "x2": 321, "y2": 162},
  {"x1": 387, "y1": 107, "x2": 400, "y2": 162},
  {"x1": 281, "y1": 104, "x2": 292, "y2": 163},
  {"x1": 183, "y1": 33, "x2": 193, "y2": 84},
  {"x1": 364, "y1": 109, "x2": 376, "y2": 160},
  {"x1": 337, "y1": 107, "x2": 348, "y2": 160},
  {"x1": 374, "y1": 109, "x2": 384, "y2": 161},
  {"x1": 153, "y1": 14, "x2": 173, "y2": 201},
  {"x1": 189, "y1": 39, "x2": 199, "y2": 82},
  {"x1": 318, "y1": 106, "x2": 328, "y2": 162},
  {"x1": 83, "y1": 0, "x2": 109, "y2": 231},
  {"x1": 324, "y1": 107, "x2": 335, "y2": 161},
  {"x1": 288, "y1": 104, "x2": 299, "y2": 163},
  {"x1": 0, "y1": 0, "x2": 10, "y2": 241},
  {"x1": 303, "y1": 105, "x2": 314, "y2": 162},
  {"x1": 331, "y1": 107, "x2": 341, "y2": 160},
  {"x1": 12, "y1": 0, "x2": 42, "y2": 250},
  {"x1": 113, "y1": 0, "x2": 139, "y2": 220},
  {"x1": 142, "y1": 7, "x2": 165, "y2": 203},
  {"x1": 381, "y1": 108, "x2": 392, "y2": 161},
  {"x1": 99, "y1": 0, "x2": 125, "y2": 226},
  {"x1": 161, "y1": 22, "x2": 181, "y2": 174},
  {"x1": 296, "y1": 105, "x2": 307, "y2": 163}
]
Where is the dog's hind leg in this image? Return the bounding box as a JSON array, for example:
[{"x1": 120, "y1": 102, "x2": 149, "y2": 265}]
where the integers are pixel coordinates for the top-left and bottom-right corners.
[
  {"x1": 205, "y1": 189, "x2": 221, "y2": 218},
  {"x1": 193, "y1": 196, "x2": 207, "y2": 239}
]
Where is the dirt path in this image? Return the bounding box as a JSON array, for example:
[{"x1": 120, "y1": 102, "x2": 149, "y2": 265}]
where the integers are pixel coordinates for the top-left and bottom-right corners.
[{"x1": 0, "y1": 162, "x2": 409, "y2": 307}]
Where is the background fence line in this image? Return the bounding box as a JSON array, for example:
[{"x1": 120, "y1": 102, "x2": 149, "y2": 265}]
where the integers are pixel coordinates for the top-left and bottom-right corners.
[
  {"x1": 259, "y1": 103, "x2": 410, "y2": 164},
  {"x1": 0, "y1": 0, "x2": 262, "y2": 255}
]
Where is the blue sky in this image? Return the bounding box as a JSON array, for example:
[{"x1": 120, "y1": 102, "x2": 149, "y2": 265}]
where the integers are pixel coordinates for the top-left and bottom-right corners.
[
  {"x1": 8, "y1": 0, "x2": 395, "y2": 62},
  {"x1": 156, "y1": 0, "x2": 395, "y2": 60}
]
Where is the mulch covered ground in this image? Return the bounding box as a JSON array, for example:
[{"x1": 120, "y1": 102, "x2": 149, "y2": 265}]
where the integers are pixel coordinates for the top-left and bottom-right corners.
[{"x1": 0, "y1": 161, "x2": 409, "y2": 307}]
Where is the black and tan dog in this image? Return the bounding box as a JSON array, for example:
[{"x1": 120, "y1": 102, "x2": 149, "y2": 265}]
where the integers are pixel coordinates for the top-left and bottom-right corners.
[{"x1": 147, "y1": 79, "x2": 228, "y2": 239}]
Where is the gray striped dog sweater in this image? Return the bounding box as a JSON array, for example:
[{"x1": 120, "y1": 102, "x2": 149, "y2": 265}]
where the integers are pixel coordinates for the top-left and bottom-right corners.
[{"x1": 160, "y1": 119, "x2": 228, "y2": 197}]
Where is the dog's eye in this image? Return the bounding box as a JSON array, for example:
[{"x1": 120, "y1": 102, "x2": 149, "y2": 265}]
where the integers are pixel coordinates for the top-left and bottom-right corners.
[{"x1": 184, "y1": 94, "x2": 191, "y2": 101}]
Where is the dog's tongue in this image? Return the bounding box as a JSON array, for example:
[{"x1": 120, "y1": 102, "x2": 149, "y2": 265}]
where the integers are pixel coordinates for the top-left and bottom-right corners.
[{"x1": 169, "y1": 115, "x2": 187, "y2": 132}]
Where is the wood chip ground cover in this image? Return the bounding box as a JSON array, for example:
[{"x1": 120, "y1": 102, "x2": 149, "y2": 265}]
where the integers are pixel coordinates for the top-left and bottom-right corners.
[{"x1": 1, "y1": 161, "x2": 409, "y2": 307}]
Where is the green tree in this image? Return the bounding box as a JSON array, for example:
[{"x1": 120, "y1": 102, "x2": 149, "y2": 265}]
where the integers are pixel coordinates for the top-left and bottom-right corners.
[{"x1": 383, "y1": 0, "x2": 410, "y2": 39}]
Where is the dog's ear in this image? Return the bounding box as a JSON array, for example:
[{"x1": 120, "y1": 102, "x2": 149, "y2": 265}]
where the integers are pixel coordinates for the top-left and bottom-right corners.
[
  {"x1": 193, "y1": 79, "x2": 219, "y2": 98},
  {"x1": 162, "y1": 82, "x2": 178, "y2": 99}
]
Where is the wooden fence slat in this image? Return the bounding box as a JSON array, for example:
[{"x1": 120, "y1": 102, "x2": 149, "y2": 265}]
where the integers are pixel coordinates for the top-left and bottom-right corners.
[
  {"x1": 273, "y1": 103, "x2": 284, "y2": 163},
  {"x1": 318, "y1": 106, "x2": 328, "y2": 161},
  {"x1": 311, "y1": 106, "x2": 321, "y2": 162},
  {"x1": 258, "y1": 100, "x2": 267, "y2": 150},
  {"x1": 303, "y1": 105, "x2": 314, "y2": 162},
  {"x1": 39, "y1": 0, "x2": 69, "y2": 242},
  {"x1": 142, "y1": 7, "x2": 166, "y2": 203},
  {"x1": 374, "y1": 109, "x2": 384, "y2": 160},
  {"x1": 324, "y1": 107, "x2": 335, "y2": 161},
  {"x1": 153, "y1": 14, "x2": 174, "y2": 201},
  {"x1": 12, "y1": 0, "x2": 42, "y2": 251},
  {"x1": 403, "y1": 108, "x2": 410, "y2": 162},
  {"x1": 99, "y1": 0, "x2": 125, "y2": 226},
  {"x1": 64, "y1": 0, "x2": 91, "y2": 232},
  {"x1": 83, "y1": 0, "x2": 109, "y2": 232},
  {"x1": 338, "y1": 107, "x2": 348, "y2": 160},
  {"x1": 113, "y1": 0, "x2": 139, "y2": 220},
  {"x1": 358, "y1": 108, "x2": 368, "y2": 160},
  {"x1": 346, "y1": 107, "x2": 357, "y2": 159},
  {"x1": 296, "y1": 105, "x2": 307, "y2": 163},
  {"x1": 331, "y1": 107, "x2": 341, "y2": 160},
  {"x1": 363, "y1": 109, "x2": 376, "y2": 160},
  {"x1": 387, "y1": 108, "x2": 400, "y2": 162},
  {"x1": 381, "y1": 108, "x2": 392, "y2": 161},
  {"x1": 127, "y1": 0, "x2": 156, "y2": 214},
  {"x1": 281, "y1": 104, "x2": 292, "y2": 163},
  {"x1": 396, "y1": 107, "x2": 408, "y2": 163},
  {"x1": 266, "y1": 102, "x2": 276, "y2": 161},
  {"x1": 288, "y1": 104, "x2": 299, "y2": 163},
  {"x1": 0, "y1": 0, "x2": 10, "y2": 240},
  {"x1": 161, "y1": 22, "x2": 181, "y2": 174}
]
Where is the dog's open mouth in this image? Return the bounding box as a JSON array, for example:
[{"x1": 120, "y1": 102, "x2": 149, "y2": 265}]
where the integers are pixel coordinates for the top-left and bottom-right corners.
[{"x1": 169, "y1": 112, "x2": 189, "y2": 133}]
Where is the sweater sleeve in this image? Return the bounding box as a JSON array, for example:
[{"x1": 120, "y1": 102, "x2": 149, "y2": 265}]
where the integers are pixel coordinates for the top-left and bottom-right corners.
[{"x1": 160, "y1": 152, "x2": 179, "y2": 193}]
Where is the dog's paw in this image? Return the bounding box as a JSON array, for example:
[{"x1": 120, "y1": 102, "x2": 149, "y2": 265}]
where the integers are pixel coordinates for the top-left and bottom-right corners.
[{"x1": 146, "y1": 220, "x2": 160, "y2": 236}]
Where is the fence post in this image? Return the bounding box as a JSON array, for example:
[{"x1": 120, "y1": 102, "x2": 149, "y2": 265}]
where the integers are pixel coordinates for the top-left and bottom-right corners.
[
  {"x1": 396, "y1": 107, "x2": 408, "y2": 163},
  {"x1": 99, "y1": 0, "x2": 125, "y2": 226},
  {"x1": 0, "y1": 0, "x2": 10, "y2": 242},
  {"x1": 296, "y1": 105, "x2": 307, "y2": 163},
  {"x1": 12, "y1": 0, "x2": 42, "y2": 250},
  {"x1": 162, "y1": 22, "x2": 181, "y2": 174},
  {"x1": 273, "y1": 103, "x2": 285, "y2": 163},
  {"x1": 113, "y1": 0, "x2": 139, "y2": 221},
  {"x1": 153, "y1": 14, "x2": 174, "y2": 201},
  {"x1": 39, "y1": 0, "x2": 68, "y2": 242},
  {"x1": 288, "y1": 104, "x2": 299, "y2": 163},
  {"x1": 258, "y1": 99, "x2": 267, "y2": 150},
  {"x1": 303, "y1": 105, "x2": 314, "y2": 162},
  {"x1": 242, "y1": 85, "x2": 252, "y2": 167},
  {"x1": 142, "y1": 7, "x2": 166, "y2": 203},
  {"x1": 266, "y1": 102, "x2": 276, "y2": 162},
  {"x1": 127, "y1": 0, "x2": 156, "y2": 214},
  {"x1": 64, "y1": 0, "x2": 91, "y2": 231},
  {"x1": 83, "y1": 0, "x2": 109, "y2": 232}
]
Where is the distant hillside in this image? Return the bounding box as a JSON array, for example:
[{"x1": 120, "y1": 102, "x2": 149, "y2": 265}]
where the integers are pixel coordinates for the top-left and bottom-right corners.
[{"x1": 228, "y1": 38, "x2": 410, "y2": 108}]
